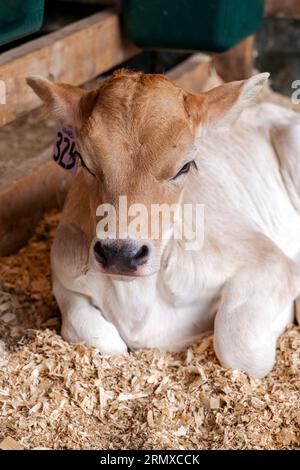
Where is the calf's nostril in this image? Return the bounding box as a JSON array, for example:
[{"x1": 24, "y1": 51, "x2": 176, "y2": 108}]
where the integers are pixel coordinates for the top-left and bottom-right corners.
[
  {"x1": 134, "y1": 245, "x2": 149, "y2": 261},
  {"x1": 93, "y1": 241, "x2": 107, "y2": 265}
]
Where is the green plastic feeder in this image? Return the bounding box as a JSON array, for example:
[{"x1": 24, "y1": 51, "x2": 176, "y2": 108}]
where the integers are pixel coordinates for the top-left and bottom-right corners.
[
  {"x1": 0, "y1": 0, "x2": 44, "y2": 46},
  {"x1": 123, "y1": 0, "x2": 265, "y2": 52}
]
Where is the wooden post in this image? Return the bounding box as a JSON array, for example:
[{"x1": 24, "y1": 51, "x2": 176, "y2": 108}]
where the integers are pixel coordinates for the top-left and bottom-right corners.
[
  {"x1": 212, "y1": 35, "x2": 254, "y2": 82},
  {"x1": 265, "y1": 0, "x2": 300, "y2": 19}
]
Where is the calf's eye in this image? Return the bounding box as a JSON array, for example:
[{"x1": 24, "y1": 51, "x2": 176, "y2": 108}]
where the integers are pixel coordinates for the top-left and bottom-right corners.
[{"x1": 171, "y1": 160, "x2": 197, "y2": 180}]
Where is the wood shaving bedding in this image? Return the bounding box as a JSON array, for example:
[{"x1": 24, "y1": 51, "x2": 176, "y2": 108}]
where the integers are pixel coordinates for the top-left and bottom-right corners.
[{"x1": 0, "y1": 212, "x2": 299, "y2": 449}]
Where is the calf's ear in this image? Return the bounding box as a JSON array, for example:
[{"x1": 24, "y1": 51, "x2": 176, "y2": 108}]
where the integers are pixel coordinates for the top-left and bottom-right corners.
[
  {"x1": 185, "y1": 72, "x2": 270, "y2": 133},
  {"x1": 26, "y1": 76, "x2": 98, "y2": 128}
]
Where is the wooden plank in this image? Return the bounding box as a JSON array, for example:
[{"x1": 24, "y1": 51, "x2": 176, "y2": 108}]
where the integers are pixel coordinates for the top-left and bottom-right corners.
[
  {"x1": 0, "y1": 10, "x2": 139, "y2": 127},
  {"x1": 265, "y1": 0, "x2": 300, "y2": 19},
  {"x1": 0, "y1": 54, "x2": 217, "y2": 256}
]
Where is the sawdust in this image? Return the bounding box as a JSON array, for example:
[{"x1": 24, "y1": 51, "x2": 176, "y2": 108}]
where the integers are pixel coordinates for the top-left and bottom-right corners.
[{"x1": 0, "y1": 212, "x2": 299, "y2": 450}]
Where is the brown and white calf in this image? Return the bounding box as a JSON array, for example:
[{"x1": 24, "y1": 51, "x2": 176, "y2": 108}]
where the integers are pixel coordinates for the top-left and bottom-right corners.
[{"x1": 27, "y1": 69, "x2": 300, "y2": 378}]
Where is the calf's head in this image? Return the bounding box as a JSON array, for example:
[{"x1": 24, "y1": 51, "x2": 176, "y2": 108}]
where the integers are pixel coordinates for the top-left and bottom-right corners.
[{"x1": 27, "y1": 69, "x2": 268, "y2": 277}]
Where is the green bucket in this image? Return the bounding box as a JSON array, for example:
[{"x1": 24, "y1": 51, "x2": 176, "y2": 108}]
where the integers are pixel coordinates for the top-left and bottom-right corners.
[
  {"x1": 0, "y1": 0, "x2": 44, "y2": 46},
  {"x1": 123, "y1": 0, "x2": 265, "y2": 52}
]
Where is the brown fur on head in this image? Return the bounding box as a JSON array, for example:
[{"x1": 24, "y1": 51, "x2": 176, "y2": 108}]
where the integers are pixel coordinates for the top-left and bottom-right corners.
[{"x1": 27, "y1": 69, "x2": 269, "y2": 276}]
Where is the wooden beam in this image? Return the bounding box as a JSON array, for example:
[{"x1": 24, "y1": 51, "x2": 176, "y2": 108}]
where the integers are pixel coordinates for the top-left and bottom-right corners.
[
  {"x1": 168, "y1": 53, "x2": 222, "y2": 93},
  {"x1": 212, "y1": 36, "x2": 254, "y2": 82},
  {"x1": 0, "y1": 10, "x2": 139, "y2": 127},
  {"x1": 0, "y1": 158, "x2": 72, "y2": 257},
  {"x1": 265, "y1": 0, "x2": 300, "y2": 19}
]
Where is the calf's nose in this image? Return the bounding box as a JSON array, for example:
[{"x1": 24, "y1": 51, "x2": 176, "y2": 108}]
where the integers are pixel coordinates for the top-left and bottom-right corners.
[{"x1": 93, "y1": 240, "x2": 150, "y2": 273}]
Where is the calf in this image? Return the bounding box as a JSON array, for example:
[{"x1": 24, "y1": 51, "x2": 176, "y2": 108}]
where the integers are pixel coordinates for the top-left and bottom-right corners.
[{"x1": 27, "y1": 69, "x2": 300, "y2": 378}]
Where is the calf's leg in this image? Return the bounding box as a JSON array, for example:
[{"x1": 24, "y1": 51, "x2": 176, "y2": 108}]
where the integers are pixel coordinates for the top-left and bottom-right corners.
[
  {"x1": 53, "y1": 277, "x2": 128, "y2": 355},
  {"x1": 214, "y1": 243, "x2": 300, "y2": 378}
]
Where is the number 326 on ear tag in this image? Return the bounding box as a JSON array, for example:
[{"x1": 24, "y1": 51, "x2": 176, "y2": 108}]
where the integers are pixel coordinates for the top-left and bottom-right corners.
[{"x1": 53, "y1": 125, "x2": 81, "y2": 176}]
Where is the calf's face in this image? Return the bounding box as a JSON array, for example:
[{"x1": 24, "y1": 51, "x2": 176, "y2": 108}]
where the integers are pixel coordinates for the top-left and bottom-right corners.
[{"x1": 27, "y1": 69, "x2": 269, "y2": 277}]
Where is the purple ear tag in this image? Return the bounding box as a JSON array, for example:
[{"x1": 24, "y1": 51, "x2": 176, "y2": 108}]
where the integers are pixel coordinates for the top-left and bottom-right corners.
[{"x1": 53, "y1": 125, "x2": 81, "y2": 176}]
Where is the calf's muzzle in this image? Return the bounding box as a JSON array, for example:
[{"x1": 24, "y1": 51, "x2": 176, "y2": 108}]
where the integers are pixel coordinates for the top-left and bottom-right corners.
[{"x1": 93, "y1": 239, "x2": 150, "y2": 274}]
